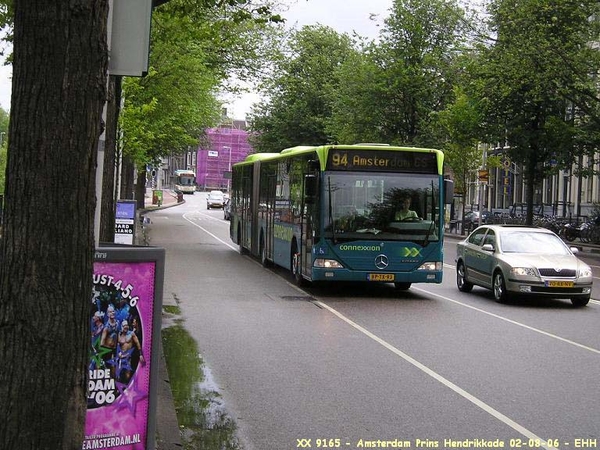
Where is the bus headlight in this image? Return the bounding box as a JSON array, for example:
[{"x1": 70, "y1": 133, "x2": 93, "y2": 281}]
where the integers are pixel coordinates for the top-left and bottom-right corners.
[
  {"x1": 314, "y1": 258, "x2": 344, "y2": 269},
  {"x1": 417, "y1": 262, "x2": 442, "y2": 271}
]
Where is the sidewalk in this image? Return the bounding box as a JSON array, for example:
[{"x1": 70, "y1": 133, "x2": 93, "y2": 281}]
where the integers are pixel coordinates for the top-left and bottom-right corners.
[
  {"x1": 138, "y1": 188, "x2": 184, "y2": 450},
  {"x1": 143, "y1": 187, "x2": 182, "y2": 211}
]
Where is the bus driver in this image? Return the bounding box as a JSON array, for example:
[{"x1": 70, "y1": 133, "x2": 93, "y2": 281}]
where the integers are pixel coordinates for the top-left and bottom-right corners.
[{"x1": 394, "y1": 196, "x2": 419, "y2": 221}]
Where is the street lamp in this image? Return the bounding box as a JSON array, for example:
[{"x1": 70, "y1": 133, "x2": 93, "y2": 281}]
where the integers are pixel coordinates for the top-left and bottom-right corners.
[{"x1": 223, "y1": 146, "x2": 231, "y2": 192}]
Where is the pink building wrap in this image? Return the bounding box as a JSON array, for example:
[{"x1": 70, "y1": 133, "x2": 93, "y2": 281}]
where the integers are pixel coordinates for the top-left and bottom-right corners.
[{"x1": 197, "y1": 121, "x2": 254, "y2": 191}]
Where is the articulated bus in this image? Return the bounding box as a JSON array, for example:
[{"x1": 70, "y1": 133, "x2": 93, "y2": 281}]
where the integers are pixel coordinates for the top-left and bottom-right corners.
[
  {"x1": 229, "y1": 144, "x2": 454, "y2": 289},
  {"x1": 174, "y1": 169, "x2": 197, "y2": 194}
]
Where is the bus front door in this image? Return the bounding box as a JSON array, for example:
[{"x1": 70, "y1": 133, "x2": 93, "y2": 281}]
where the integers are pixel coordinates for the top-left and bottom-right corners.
[{"x1": 301, "y1": 174, "x2": 318, "y2": 280}]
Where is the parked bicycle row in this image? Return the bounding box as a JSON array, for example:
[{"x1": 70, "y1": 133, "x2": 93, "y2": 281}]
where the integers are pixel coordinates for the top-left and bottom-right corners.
[{"x1": 461, "y1": 211, "x2": 600, "y2": 244}]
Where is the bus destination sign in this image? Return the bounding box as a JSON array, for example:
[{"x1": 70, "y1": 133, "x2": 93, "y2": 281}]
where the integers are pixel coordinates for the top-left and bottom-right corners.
[{"x1": 326, "y1": 149, "x2": 438, "y2": 174}]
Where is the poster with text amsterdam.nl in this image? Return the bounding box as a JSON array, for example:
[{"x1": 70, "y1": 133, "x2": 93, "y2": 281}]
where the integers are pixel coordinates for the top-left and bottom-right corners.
[{"x1": 85, "y1": 247, "x2": 164, "y2": 450}]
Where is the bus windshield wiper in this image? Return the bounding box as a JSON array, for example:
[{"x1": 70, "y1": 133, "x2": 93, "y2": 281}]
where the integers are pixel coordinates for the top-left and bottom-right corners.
[
  {"x1": 423, "y1": 181, "x2": 436, "y2": 246},
  {"x1": 356, "y1": 228, "x2": 381, "y2": 235},
  {"x1": 423, "y1": 220, "x2": 435, "y2": 246},
  {"x1": 328, "y1": 176, "x2": 336, "y2": 244}
]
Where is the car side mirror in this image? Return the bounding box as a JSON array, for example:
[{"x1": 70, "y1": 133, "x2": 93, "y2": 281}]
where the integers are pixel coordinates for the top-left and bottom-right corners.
[{"x1": 482, "y1": 243, "x2": 495, "y2": 252}]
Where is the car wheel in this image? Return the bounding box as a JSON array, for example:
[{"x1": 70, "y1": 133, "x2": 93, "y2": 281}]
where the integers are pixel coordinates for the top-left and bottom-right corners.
[
  {"x1": 394, "y1": 282, "x2": 411, "y2": 290},
  {"x1": 571, "y1": 296, "x2": 590, "y2": 307},
  {"x1": 456, "y1": 262, "x2": 473, "y2": 292},
  {"x1": 493, "y1": 271, "x2": 509, "y2": 303}
]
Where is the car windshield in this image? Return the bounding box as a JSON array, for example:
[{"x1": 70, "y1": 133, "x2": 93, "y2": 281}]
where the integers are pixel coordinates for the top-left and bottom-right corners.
[{"x1": 500, "y1": 231, "x2": 570, "y2": 255}]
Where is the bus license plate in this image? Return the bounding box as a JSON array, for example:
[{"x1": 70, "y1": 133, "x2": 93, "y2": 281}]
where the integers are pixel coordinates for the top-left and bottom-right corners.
[
  {"x1": 368, "y1": 273, "x2": 395, "y2": 282},
  {"x1": 546, "y1": 280, "x2": 574, "y2": 288}
]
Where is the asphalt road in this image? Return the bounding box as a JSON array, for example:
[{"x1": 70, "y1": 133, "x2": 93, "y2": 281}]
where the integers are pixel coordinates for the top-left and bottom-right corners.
[{"x1": 146, "y1": 192, "x2": 600, "y2": 450}]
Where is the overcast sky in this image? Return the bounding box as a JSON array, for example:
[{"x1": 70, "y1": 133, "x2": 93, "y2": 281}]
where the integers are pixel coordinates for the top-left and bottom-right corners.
[{"x1": 0, "y1": 0, "x2": 395, "y2": 117}]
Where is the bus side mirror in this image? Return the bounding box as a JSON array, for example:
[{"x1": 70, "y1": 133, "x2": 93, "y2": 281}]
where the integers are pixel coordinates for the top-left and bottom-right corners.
[
  {"x1": 444, "y1": 179, "x2": 454, "y2": 204},
  {"x1": 308, "y1": 159, "x2": 320, "y2": 171},
  {"x1": 305, "y1": 174, "x2": 317, "y2": 204}
]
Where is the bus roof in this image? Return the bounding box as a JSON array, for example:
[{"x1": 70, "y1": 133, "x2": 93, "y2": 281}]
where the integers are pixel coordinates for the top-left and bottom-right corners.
[
  {"x1": 236, "y1": 144, "x2": 444, "y2": 170},
  {"x1": 244, "y1": 153, "x2": 280, "y2": 162}
]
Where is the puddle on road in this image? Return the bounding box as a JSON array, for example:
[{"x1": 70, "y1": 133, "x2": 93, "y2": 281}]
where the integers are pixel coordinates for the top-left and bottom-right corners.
[{"x1": 162, "y1": 319, "x2": 242, "y2": 450}]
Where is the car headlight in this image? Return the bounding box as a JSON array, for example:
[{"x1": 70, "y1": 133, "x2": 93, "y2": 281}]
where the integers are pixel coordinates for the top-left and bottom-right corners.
[
  {"x1": 313, "y1": 258, "x2": 344, "y2": 269},
  {"x1": 510, "y1": 267, "x2": 537, "y2": 277},
  {"x1": 579, "y1": 267, "x2": 593, "y2": 278}
]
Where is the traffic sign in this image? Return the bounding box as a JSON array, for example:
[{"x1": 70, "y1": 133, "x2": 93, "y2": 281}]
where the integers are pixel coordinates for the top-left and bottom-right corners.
[{"x1": 478, "y1": 169, "x2": 489, "y2": 182}]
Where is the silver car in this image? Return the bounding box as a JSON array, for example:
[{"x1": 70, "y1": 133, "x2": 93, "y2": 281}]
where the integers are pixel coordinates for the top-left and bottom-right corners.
[
  {"x1": 455, "y1": 225, "x2": 593, "y2": 307},
  {"x1": 206, "y1": 190, "x2": 225, "y2": 209}
]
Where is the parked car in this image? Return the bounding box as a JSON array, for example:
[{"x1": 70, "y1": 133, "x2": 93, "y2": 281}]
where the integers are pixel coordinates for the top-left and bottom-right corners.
[
  {"x1": 223, "y1": 198, "x2": 231, "y2": 220},
  {"x1": 462, "y1": 210, "x2": 491, "y2": 232},
  {"x1": 455, "y1": 225, "x2": 592, "y2": 307},
  {"x1": 207, "y1": 190, "x2": 225, "y2": 209}
]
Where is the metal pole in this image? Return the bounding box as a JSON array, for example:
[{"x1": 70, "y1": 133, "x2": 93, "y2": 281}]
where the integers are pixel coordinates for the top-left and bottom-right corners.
[{"x1": 224, "y1": 145, "x2": 231, "y2": 192}]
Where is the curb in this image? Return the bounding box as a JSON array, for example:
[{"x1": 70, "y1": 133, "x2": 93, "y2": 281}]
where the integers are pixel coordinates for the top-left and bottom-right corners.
[{"x1": 133, "y1": 196, "x2": 184, "y2": 450}]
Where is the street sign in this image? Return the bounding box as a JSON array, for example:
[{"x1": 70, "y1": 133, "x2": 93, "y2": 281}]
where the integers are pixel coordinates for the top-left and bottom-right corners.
[
  {"x1": 114, "y1": 200, "x2": 137, "y2": 245},
  {"x1": 478, "y1": 169, "x2": 489, "y2": 183}
]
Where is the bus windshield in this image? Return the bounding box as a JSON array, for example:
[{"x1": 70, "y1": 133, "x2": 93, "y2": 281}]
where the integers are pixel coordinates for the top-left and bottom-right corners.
[
  {"x1": 323, "y1": 172, "x2": 440, "y2": 244},
  {"x1": 176, "y1": 173, "x2": 195, "y2": 186}
]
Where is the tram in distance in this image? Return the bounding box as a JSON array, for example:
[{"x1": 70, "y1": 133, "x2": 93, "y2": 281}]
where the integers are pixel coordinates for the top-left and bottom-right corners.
[
  {"x1": 228, "y1": 143, "x2": 454, "y2": 289},
  {"x1": 173, "y1": 169, "x2": 197, "y2": 194}
]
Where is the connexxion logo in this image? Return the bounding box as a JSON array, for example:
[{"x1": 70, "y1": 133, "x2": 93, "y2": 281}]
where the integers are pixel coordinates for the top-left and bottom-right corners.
[{"x1": 338, "y1": 244, "x2": 382, "y2": 251}]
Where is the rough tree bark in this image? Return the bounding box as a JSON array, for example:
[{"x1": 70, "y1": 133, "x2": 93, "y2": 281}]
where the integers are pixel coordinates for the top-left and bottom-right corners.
[
  {"x1": 0, "y1": 2, "x2": 109, "y2": 449},
  {"x1": 99, "y1": 75, "x2": 122, "y2": 243}
]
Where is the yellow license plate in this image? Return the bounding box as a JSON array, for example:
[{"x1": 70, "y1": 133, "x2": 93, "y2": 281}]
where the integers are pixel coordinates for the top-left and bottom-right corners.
[
  {"x1": 546, "y1": 280, "x2": 574, "y2": 288},
  {"x1": 368, "y1": 273, "x2": 395, "y2": 282}
]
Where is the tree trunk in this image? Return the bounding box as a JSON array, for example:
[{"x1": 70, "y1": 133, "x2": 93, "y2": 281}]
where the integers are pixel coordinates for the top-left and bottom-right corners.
[
  {"x1": 525, "y1": 152, "x2": 537, "y2": 226},
  {"x1": 99, "y1": 75, "x2": 122, "y2": 243},
  {"x1": 120, "y1": 155, "x2": 135, "y2": 200},
  {"x1": 0, "y1": 2, "x2": 109, "y2": 449},
  {"x1": 136, "y1": 168, "x2": 147, "y2": 210}
]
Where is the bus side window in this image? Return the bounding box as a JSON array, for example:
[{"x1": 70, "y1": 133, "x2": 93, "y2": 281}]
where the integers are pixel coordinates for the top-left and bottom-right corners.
[{"x1": 305, "y1": 175, "x2": 317, "y2": 204}]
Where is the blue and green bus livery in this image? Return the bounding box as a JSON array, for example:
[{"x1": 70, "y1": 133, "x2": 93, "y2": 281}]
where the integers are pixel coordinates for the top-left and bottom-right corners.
[{"x1": 229, "y1": 144, "x2": 453, "y2": 289}]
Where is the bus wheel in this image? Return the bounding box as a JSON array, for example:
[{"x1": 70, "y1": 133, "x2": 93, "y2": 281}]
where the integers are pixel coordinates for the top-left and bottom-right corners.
[
  {"x1": 238, "y1": 227, "x2": 248, "y2": 255},
  {"x1": 291, "y1": 242, "x2": 305, "y2": 287},
  {"x1": 260, "y1": 234, "x2": 270, "y2": 267},
  {"x1": 394, "y1": 282, "x2": 411, "y2": 290}
]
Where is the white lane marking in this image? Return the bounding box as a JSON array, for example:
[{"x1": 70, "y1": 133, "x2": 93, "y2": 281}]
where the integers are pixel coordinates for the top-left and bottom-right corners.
[
  {"x1": 183, "y1": 212, "x2": 238, "y2": 251},
  {"x1": 313, "y1": 299, "x2": 558, "y2": 450},
  {"x1": 412, "y1": 286, "x2": 600, "y2": 355},
  {"x1": 182, "y1": 217, "x2": 578, "y2": 447}
]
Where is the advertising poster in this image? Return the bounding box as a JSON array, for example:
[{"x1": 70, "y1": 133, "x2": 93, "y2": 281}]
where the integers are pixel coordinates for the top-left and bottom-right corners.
[
  {"x1": 84, "y1": 247, "x2": 164, "y2": 450},
  {"x1": 115, "y1": 200, "x2": 137, "y2": 245}
]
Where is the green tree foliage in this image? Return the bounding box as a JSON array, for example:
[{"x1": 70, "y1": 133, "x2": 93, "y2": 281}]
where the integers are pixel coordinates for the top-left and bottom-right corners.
[
  {"x1": 329, "y1": 0, "x2": 470, "y2": 147},
  {"x1": 249, "y1": 25, "x2": 356, "y2": 152},
  {"x1": 436, "y1": 86, "x2": 483, "y2": 198},
  {"x1": 119, "y1": 0, "x2": 284, "y2": 190},
  {"x1": 475, "y1": 0, "x2": 600, "y2": 223},
  {"x1": 326, "y1": 46, "x2": 388, "y2": 145}
]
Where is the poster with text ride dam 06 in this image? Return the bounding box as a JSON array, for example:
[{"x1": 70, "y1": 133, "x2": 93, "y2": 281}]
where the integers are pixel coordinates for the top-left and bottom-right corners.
[{"x1": 84, "y1": 246, "x2": 165, "y2": 450}]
